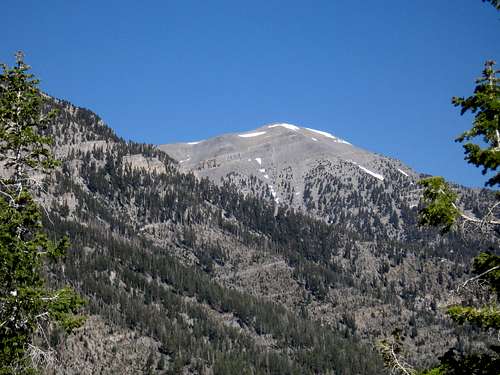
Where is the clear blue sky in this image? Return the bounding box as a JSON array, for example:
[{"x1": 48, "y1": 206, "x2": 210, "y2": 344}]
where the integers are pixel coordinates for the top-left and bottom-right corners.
[{"x1": 2, "y1": 0, "x2": 499, "y2": 187}]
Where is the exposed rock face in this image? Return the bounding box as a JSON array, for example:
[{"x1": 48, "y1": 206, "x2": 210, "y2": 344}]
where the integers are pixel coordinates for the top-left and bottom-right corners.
[{"x1": 122, "y1": 154, "x2": 166, "y2": 174}]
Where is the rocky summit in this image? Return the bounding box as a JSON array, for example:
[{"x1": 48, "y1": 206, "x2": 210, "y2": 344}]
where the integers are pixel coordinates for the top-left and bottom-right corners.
[
  {"x1": 159, "y1": 123, "x2": 424, "y2": 236},
  {"x1": 159, "y1": 123, "x2": 409, "y2": 209}
]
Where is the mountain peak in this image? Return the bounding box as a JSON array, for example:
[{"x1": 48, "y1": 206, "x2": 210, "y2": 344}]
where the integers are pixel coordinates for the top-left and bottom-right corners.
[
  {"x1": 158, "y1": 122, "x2": 415, "y2": 207},
  {"x1": 266, "y1": 123, "x2": 301, "y2": 131},
  {"x1": 231, "y1": 123, "x2": 352, "y2": 146}
]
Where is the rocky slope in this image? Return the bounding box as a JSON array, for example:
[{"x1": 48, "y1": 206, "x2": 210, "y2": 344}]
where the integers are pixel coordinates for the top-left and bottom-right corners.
[{"x1": 33, "y1": 101, "x2": 497, "y2": 374}]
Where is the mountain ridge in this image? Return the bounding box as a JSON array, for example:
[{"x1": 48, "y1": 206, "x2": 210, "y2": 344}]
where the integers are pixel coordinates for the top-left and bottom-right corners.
[
  {"x1": 158, "y1": 122, "x2": 426, "y2": 241},
  {"x1": 29, "y1": 99, "x2": 498, "y2": 373},
  {"x1": 159, "y1": 123, "x2": 401, "y2": 182}
]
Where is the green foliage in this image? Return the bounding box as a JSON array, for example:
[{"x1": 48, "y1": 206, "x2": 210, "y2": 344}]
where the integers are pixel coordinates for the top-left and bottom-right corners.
[
  {"x1": 419, "y1": 366, "x2": 447, "y2": 375},
  {"x1": 453, "y1": 60, "x2": 500, "y2": 187},
  {"x1": 418, "y1": 177, "x2": 460, "y2": 233},
  {"x1": 415, "y1": 57, "x2": 500, "y2": 375},
  {"x1": 0, "y1": 53, "x2": 84, "y2": 374},
  {"x1": 0, "y1": 52, "x2": 59, "y2": 184},
  {"x1": 414, "y1": 7, "x2": 500, "y2": 373},
  {"x1": 418, "y1": 61, "x2": 499, "y2": 231},
  {"x1": 447, "y1": 305, "x2": 500, "y2": 330}
]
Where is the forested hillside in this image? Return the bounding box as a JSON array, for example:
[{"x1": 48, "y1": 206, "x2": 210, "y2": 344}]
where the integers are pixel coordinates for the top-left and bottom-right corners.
[{"x1": 37, "y1": 97, "x2": 497, "y2": 373}]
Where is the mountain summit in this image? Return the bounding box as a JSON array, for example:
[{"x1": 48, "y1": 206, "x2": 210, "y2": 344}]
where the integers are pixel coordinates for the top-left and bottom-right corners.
[{"x1": 159, "y1": 123, "x2": 417, "y2": 217}]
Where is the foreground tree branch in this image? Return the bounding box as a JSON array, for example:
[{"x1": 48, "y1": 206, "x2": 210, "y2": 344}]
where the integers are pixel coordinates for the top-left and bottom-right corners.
[{"x1": 377, "y1": 334, "x2": 416, "y2": 375}]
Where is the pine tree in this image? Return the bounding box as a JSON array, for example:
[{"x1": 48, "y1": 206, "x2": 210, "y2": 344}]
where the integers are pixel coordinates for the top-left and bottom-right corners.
[
  {"x1": 0, "y1": 52, "x2": 84, "y2": 374},
  {"x1": 377, "y1": 16, "x2": 499, "y2": 370},
  {"x1": 401, "y1": 61, "x2": 499, "y2": 374},
  {"x1": 418, "y1": 60, "x2": 500, "y2": 375}
]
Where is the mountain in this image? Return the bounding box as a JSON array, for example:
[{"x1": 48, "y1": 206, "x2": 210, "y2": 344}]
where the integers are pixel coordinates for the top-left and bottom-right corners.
[
  {"x1": 158, "y1": 123, "x2": 397, "y2": 203},
  {"x1": 35, "y1": 102, "x2": 497, "y2": 374},
  {"x1": 158, "y1": 123, "x2": 489, "y2": 240}
]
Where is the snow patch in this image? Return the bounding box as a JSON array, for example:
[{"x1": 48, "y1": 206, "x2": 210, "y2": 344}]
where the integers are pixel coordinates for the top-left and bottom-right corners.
[
  {"x1": 268, "y1": 123, "x2": 300, "y2": 131},
  {"x1": 305, "y1": 127, "x2": 351, "y2": 145},
  {"x1": 337, "y1": 139, "x2": 352, "y2": 145},
  {"x1": 238, "y1": 131, "x2": 267, "y2": 138},
  {"x1": 263, "y1": 174, "x2": 269, "y2": 179},
  {"x1": 311, "y1": 137, "x2": 318, "y2": 142},
  {"x1": 255, "y1": 157, "x2": 262, "y2": 165},
  {"x1": 179, "y1": 157, "x2": 191, "y2": 164},
  {"x1": 187, "y1": 140, "x2": 203, "y2": 145},
  {"x1": 268, "y1": 185, "x2": 279, "y2": 203},
  {"x1": 397, "y1": 168, "x2": 409, "y2": 177},
  {"x1": 358, "y1": 165, "x2": 384, "y2": 181},
  {"x1": 305, "y1": 127, "x2": 335, "y2": 139},
  {"x1": 258, "y1": 168, "x2": 266, "y2": 173}
]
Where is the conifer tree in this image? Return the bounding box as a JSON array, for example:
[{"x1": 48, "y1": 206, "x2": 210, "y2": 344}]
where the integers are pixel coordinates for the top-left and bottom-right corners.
[
  {"x1": 418, "y1": 58, "x2": 500, "y2": 375},
  {"x1": 0, "y1": 52, "x2": 84, "y2": 374},
  {"x1": 378, "y1": 2, "x2": 499, "y2": 369},
  {"x1": 379, "y1": 62, "x2": 500, "y2": 375}
]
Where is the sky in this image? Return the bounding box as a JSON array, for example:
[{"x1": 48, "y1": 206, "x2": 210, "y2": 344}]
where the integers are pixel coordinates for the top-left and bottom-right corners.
[{"x1": 2, "y1": 0, "x2": 499, "y2": 187}]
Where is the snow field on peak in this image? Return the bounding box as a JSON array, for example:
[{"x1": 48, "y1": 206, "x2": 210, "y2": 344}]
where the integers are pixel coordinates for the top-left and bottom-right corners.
[
  {"x1": 255, "y1": 158, "x2": 262, "y2": 165},
  {"x1": 238, "y1": 131, "x2": 267, "y2": 138},
  {"x1": 266, "y1": 124, "x2": 351, "y2": 145},
  {"x1": 268, "y1": 123, "x2": 300, "y2": 131},
  {"x1": 187, "y1": 140, "x2": 203, "y2": 145},
  {"x1": 305, "y1": 127, "x2": 336, "y2": 139},
  {"x1": 304, "y1": 127, "x2": 351, "y2": 145}
]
